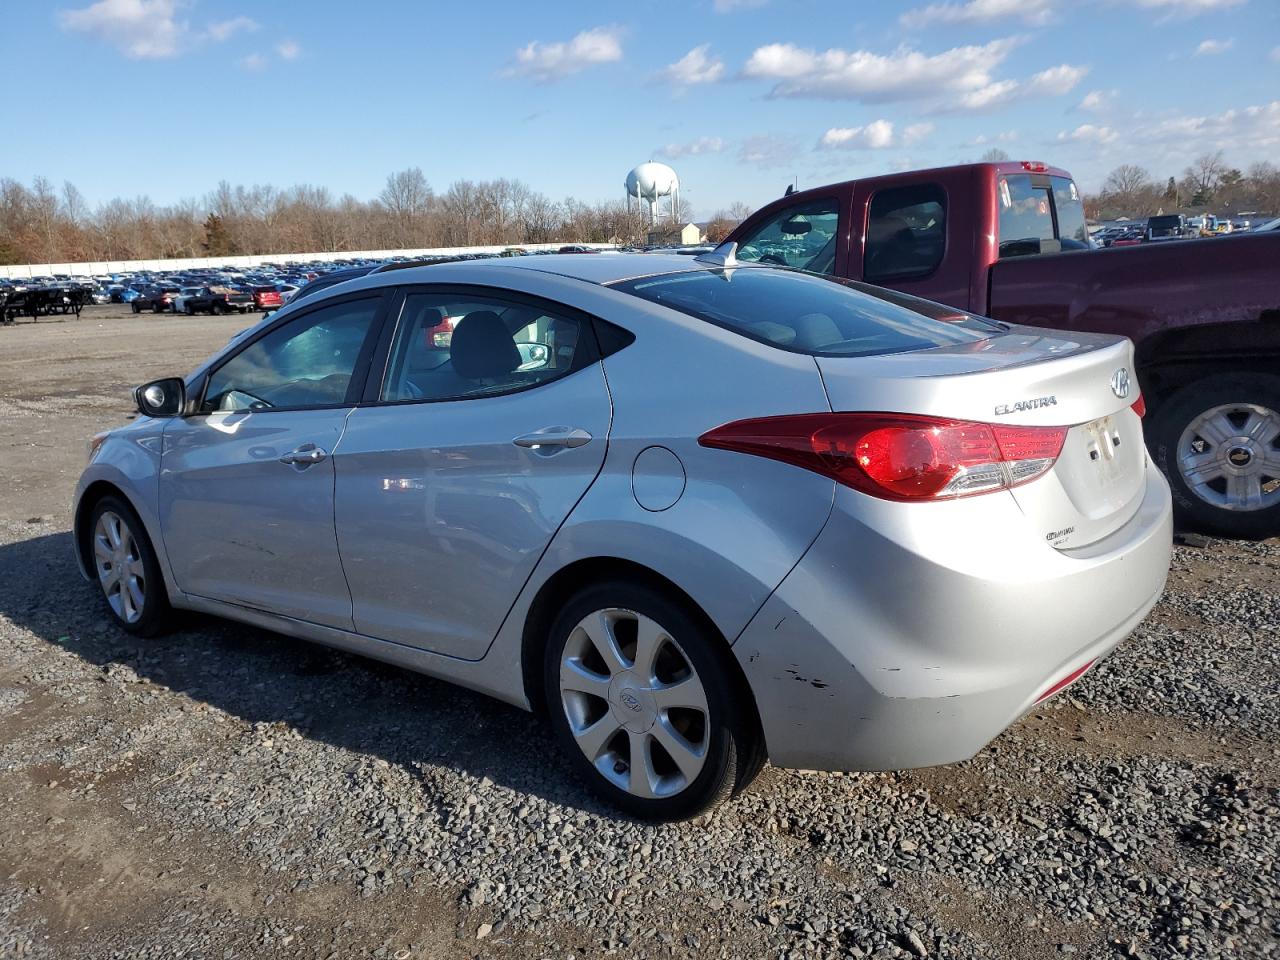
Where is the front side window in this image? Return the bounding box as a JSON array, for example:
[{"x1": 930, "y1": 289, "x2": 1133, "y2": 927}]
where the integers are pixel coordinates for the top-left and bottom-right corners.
[
  {"x1": 202, "y1": 297, "x2": 380, "y2": 412},
  {"x1": 734, "y1": 199, "x2": 840, "y2": 274},
  {"x1": 612, "y1": 268, "x2": 997, "y2": 358},
  {"x1": 863, "y1": 184, "x2": 946, "y2": 282},
  {"x1": 380, "y1": 292, "x2": 586, "y2": 402}
]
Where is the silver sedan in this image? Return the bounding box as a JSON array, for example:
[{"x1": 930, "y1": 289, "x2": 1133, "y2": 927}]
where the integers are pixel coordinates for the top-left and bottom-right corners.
[{"x1": 74, "y1": 251, "x2": 1173, "y2": 820}]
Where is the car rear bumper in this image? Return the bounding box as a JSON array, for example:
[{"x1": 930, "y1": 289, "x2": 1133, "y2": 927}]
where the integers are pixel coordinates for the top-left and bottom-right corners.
[{"x1": 733, "y1": 460, "x2": 1172, "y2": 771}]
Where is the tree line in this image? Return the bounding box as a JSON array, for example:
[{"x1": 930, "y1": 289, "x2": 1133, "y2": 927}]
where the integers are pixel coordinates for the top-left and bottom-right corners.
[
  {"x1": 0, "y1": 167, "x2": 753, "y2": 266},
  {"x1": 1090, "y1": 152, "x2": 1280, "y2": 220}
]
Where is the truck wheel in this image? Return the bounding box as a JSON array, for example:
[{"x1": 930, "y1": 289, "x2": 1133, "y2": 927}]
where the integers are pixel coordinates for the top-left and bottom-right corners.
[
  {"x1": 131, "y1": 302, "x2": 140, "y2": 313},
  {"x1": 1149, "y1": 372, "x2": 1280, "y2": 540},
  {"x1": 185, "y1": 304, "x2": 194, "y2": 315}
]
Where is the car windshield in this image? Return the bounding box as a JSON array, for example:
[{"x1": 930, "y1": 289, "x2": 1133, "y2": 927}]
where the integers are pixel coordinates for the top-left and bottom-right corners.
[{"x1": 611, "y1": 267, "x2": 999, "y2": 357}]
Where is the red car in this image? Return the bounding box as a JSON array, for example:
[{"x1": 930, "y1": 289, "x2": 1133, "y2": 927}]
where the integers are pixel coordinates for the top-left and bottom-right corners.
[{"x1": 251, "y1": 286, "x2": 283, "y2": 311}]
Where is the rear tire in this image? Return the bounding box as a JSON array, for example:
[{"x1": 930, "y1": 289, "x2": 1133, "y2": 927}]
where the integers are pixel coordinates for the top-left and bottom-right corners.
[
  {"x1": 184, "y1": 304, "x2": 194, "y2": 316},
  {"x1": 1149, "y1": 372, "x2": 1280, "y2": 540},
  {"x1": 543, "y1": 581, "x2": 760, "y2": 821},
  {"x1": 85, "y1": 495, "x2": 174, "y2": 637}
]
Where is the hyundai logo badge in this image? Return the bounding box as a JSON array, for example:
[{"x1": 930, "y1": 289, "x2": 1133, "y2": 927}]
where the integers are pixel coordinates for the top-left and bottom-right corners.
[{"x1": 1110, "y1": 368, "x2": 1131, "y2": 400}]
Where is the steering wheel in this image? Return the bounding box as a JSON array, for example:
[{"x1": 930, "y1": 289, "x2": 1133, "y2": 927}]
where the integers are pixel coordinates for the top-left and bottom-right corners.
[{"x1": 757, "y1": 253, "x2": 789, "y2": 266}]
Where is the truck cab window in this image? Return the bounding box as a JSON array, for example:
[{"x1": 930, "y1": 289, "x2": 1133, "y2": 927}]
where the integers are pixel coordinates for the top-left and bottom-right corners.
[
  {"x1": 999, "y1": 174, "x2": 1091, "y2": 258},
  {"x1": 863, "y1": 184, "x2": 946, "y2": 282},
  {"x1": 735, "y1": 199, "x2": 840, "y2": 275}
]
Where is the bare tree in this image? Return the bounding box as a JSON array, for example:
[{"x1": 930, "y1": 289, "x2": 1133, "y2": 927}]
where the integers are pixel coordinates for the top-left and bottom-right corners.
[
  {"x1": 1184, "y1": 151, "x2": 1226, "y2": 202},
  {"x1": 981, "y1": 147, "x2": 1010, "y2": 162}
]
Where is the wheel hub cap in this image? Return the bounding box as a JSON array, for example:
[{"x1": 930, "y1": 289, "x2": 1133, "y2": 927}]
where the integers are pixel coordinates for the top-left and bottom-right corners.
[
  {"x1": 1177, "y1": 402, "x2": 1280, "y2": 512},
  {"x1": 558, "y1": 607, "x2": 710, "y2": 800},
  {"x1": 609, "y1": 673, "x2": 657, "y2": 733}
]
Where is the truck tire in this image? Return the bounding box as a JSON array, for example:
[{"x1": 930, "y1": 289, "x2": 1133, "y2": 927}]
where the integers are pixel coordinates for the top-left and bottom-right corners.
[{"x1": 1149, "y1": 372, "x2": 1280, "y2": 540}]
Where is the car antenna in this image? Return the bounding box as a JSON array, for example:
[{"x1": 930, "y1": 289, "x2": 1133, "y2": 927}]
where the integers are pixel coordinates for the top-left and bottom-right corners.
[{"x1": 695, "y1": 241, "x2": 738, "y2": 267}]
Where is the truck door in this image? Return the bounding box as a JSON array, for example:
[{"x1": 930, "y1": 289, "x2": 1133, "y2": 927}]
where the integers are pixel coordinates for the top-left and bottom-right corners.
[{"x1": 851, "y1": 180, "x2": 971, "y2": 313}]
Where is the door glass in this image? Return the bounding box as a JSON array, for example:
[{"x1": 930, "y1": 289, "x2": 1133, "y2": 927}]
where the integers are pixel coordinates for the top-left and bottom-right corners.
[
  {"x1": 380, "y1": 293, "x2": 585, "y2": 402},
  {"x1": 202, "y1": 297, "x2": 380, "y2": 412},
  {"x1": 735, "y1": 199, "x2": 839, "y2": 274},
  {"x1": 863, "y1": 184, "x2": 946, "y2": 282}
]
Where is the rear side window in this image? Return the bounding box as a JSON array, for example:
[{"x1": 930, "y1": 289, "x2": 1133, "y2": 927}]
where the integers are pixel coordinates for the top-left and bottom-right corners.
[
  {"x1": 734, "y1": 199, "x2": 840, "y2": 275},
  {"x1": 863, "y1": 184, "x2": 946, "y2": 282},
  {"x1": 612, "y1": 268, "x2": 996, "y2": 358}
]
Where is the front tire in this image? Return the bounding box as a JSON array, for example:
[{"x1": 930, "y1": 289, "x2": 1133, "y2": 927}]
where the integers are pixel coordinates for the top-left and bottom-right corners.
[
  {"x1": 543, "y1": 581, "x2": 760, "y2": 820},
  {"x1": 1149, "y1": 372, "x2": 1280, "y2": 540},
  {"x1": 86, "y1": 496, "x2": 173, "y2": 636}
]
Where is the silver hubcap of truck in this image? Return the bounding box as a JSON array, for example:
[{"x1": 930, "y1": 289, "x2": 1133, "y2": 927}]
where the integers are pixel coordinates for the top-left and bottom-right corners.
[
  {"x1": 1178, "y1": 403, "x2": 1280, "y2": 512},
  {"x1": 559, "y1": 608, "x2": 709, "y2": 799},
  {"x1": 94, "y1": 511, "x2": 146, "y2": 623}
]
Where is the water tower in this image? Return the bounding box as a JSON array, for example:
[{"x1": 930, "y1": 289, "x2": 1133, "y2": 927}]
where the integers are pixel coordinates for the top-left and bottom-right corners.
[{"x1": 625, "y1": 162, "x2": 681, "y2": 225}]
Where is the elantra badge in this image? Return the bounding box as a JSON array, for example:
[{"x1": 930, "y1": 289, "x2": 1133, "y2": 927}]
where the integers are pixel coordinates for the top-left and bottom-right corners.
[
  {"x1": 994, "y1": 396, "x2": 1057, "y2": 416},
  {"x1": 1111, "y1": 368, "x2": 1131, "y2": 399}
]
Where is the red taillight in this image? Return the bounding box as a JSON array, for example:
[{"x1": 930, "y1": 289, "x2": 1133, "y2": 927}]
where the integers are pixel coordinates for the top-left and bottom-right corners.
[
  {"x1": 1035, "y1": 659, "x2": 1095, "y2": 703},
  {"x1": 1131, "y1": 394, "x2": 1146, "y2": 418},
  {"x1": 699, "y1": 413, "x2": 1067, "y2": 502},
  {"x1": 1020, "y1": 160, "x2": 1048, "y2": 172}
]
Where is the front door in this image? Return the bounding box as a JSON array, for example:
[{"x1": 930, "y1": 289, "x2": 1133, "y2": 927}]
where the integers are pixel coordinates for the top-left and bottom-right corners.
[
  {"x1": 334, "y1": 289, "x2": 612, "y2": 660},
  {"x1": 158, "y1": 293, "x2": 386, "y2": 628}
]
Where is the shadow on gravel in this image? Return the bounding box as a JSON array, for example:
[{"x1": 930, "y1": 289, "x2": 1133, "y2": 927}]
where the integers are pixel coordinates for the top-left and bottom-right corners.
[{"x1": 0, "y1": 530, "x2": 609, "y2": 815}]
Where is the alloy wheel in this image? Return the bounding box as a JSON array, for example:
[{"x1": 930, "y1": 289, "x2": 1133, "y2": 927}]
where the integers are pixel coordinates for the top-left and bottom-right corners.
[
  {"x1": 1178, "y1": 402, "x2": 1280, "y2": 512},
  {"x1": 93, "y1": 511, "x2": 146, "y2": 623},
  {"x1": 559, "y1": 608, "x2": 710, "y2": 800}
]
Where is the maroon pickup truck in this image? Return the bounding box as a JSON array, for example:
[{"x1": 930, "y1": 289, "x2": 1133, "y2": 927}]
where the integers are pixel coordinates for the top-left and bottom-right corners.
[{"x1": 726, "y1": 161, "x2": 1280, "y2": 539}]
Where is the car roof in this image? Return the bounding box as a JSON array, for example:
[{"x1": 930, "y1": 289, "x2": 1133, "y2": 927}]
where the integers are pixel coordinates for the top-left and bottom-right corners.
[{"x1": 367, "y1": 252, "x2": 707, "y2": 287}]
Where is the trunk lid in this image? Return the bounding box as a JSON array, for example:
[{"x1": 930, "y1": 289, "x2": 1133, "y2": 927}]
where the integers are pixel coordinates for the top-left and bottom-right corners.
[{"x1": 815, "y1": 327, "x2": 1146, "y2": 548}]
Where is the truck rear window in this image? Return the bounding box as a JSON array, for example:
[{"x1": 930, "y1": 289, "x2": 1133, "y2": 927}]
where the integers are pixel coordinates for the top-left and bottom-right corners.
[
  {"x1": 998, "y1": 174, "x2": 1090, "y2": 258},
  {"x1": 611, "y1": 267, "x2": 998, "y2": 358}
]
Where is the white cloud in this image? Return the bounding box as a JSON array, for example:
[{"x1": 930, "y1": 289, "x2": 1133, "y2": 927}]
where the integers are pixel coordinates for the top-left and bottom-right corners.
[
  {"x1": 1077, "y1": 89, "x2": 1116, "y2": 112},
  {"x1": 1272, "y1": 46, "x2": 1280, "y2": 63},
  {"x1": 208, "y1": 15, "x2": 256, "y2": 41},
  {"x1": 737, "y1": 134, "x2": 796, "y2": 168},
  {"x1": 660, "y1": 137, "x2": 727, "y2": 158},
  {"x1": 59, "y1": 0, "x2": 263, "y2": 59},
  {"x1": 510, "y1": 27, "x2": 622, "y2": 82},
  {"x1": 1057, "y1": 124, "x2": 1119, "y2": 144},
  {"x1": 276, "y1": 39, "x2": 300, "y2": 60},
  {"x1": 742, "y1": 38, "x2": 1020, "y2": 103},
  {"x1": 956, "y1": 63, "x2": 1087, "y2": 111},
  {"x1": 1129, "y1": 0, "x2": 1245, "y2": 18},
  {"x1": 818, "y1": 120, "x2": 934, "y2": 149},
  {"x1": 901, "y1": 0, "x2": 1055, "y2": 28},
  {"x1": 968, "y1": 130, "x2": 1018, "y2": 145},
  {"x1": 819, "y1": 120, "x2": 896, "y2": 149},
  {"x1": 239, "y1": 52, "x2": 266, "y2": 71},
  {"x1": 1135, "y1": 101, "x2": 1280, "y2": 149},
  {"x1": 1194, "y1": 38, "x2": 1233, "y2": 56},
  {"x1": 902, "y1": 122, "x2": 935, "y2": 145},
  {"x1": 661, "y1": 45, "x2": 724, "y2": 86},
  {"x1": 58, "y1": 0, "x2": 186, "y2": 58},
  {"x1": 714, "y1": 0, "x2": 767, "y2": 11}
]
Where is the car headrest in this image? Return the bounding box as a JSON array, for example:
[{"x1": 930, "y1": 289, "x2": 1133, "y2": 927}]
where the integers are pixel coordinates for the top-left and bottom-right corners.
[{"x1": 450, "y1": 311, "x2": 519, "y2": 380}]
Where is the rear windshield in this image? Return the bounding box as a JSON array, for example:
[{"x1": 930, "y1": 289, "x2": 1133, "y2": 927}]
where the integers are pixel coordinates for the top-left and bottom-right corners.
[
  {"x1": 998, "y1": 174, "x2": 1090, "y2": 257},
  {"x1": 611, "y1": 267, "x2": 998, "y2": 357}
]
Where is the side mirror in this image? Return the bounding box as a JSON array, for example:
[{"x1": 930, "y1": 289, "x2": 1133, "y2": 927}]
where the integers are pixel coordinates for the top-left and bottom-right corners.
[{"x1": 134, "y1": 377, "x2": 186, "y2": 418}]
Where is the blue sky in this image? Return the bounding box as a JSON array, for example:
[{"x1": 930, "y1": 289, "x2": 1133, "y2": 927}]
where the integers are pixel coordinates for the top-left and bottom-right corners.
[{"x1": 7, "y1": 0, "x2": 1279, "y2": 215}]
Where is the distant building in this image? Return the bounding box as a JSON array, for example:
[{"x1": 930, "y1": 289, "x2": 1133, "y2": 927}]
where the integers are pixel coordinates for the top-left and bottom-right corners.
[{"x1": 679, "y1": 223, "x2": 703, "y2": 245}]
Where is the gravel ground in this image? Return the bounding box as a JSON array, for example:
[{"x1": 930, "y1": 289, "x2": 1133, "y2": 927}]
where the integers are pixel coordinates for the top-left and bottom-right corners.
[{"x1": 0, "y1": 306, "x2": 1277, "y2": 959}]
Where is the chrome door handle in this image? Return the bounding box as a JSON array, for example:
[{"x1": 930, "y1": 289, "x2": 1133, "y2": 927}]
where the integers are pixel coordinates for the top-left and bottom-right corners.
[
  {"x1": 279, "y1": 445, "x2": 328, "y2": 466},
  {"x1": 512, "y1": 427, "x2": 593, "y2": 450}
]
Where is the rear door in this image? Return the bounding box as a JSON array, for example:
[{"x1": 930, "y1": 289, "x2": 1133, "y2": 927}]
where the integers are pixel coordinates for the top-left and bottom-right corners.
[
  {"x1": 159, "y1": 292, "x2": 388, "y2": 627},
  {"x1": 333, "y1": 286, "x2": 612, "y2": 660},
  {"x1": 851, "y1": 179, "x2": 971, "y2": 310}
]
